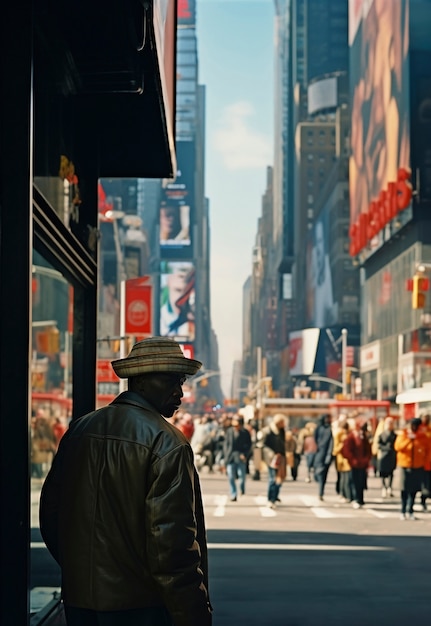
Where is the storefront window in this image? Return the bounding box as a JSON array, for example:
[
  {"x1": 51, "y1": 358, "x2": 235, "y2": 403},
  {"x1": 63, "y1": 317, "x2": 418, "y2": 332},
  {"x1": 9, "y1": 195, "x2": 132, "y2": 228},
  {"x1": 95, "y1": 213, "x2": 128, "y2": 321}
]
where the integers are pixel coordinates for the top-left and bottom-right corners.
[{"x1": 31, "y1": 251, "x2": 73, "y2": 480}]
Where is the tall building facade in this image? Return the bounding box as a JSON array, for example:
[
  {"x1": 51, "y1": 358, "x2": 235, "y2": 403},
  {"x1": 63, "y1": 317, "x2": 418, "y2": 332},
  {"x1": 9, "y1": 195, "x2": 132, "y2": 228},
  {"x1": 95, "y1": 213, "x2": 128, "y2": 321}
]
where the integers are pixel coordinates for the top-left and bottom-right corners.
[
  {"x1": 258, "y1": 0, "x2": 357, "y2": 397},
  {"x1": 245, "y1": 0, "x2": 431, "y2": 409},
  {"x1": 350, "y1": 0, "x2": 431, "y2": 402}
]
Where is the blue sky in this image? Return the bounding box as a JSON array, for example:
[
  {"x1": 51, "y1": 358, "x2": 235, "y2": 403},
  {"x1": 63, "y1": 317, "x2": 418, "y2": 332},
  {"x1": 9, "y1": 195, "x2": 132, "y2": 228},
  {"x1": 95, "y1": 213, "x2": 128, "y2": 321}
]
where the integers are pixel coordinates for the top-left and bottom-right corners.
[{"x1": 196, "y1": 0, "x2": 275, "y2": 396}]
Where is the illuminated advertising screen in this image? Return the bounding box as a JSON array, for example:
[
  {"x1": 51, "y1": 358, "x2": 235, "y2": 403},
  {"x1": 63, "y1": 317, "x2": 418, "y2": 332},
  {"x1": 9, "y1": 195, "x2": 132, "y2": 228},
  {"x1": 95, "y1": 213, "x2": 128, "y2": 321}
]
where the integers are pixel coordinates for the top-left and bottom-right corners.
[
  {"x1": 159, "y1": 261, "x2": 195, "y2": 342},
  {"x1": 308, "y1": 76, "x2": 338, "y2": 116},
  {"x1": 160, "y1": 140, "x2": 195, "y2": 256},
  {"x1": 289, "y1": 329, "x2": 320, "y2": 376},
  {"x1": 306, "y1": 212, "x2": 338, "y2": 329},
  {"x1": 159, "y1": 199, "x2": 191, "y2": 248},
  {"x1": 349, "y1": 0, "x2": 411, "y2": 259}
]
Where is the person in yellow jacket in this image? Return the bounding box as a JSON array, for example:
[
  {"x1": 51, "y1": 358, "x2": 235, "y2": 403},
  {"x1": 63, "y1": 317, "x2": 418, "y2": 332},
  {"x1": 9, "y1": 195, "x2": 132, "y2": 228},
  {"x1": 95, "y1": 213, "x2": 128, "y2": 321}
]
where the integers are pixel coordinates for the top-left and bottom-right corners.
[
  {"x1": 395, "y1": 417, "x2": 430, "y2": 520},
  {"x1": 333, "y1": 420, "x2": 353, "y2": 503}
]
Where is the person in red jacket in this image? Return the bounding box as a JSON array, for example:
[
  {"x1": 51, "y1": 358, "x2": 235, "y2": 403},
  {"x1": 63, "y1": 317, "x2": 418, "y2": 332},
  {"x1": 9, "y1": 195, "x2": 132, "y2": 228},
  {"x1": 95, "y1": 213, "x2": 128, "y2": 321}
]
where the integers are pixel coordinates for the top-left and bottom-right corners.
[
  {"x1": 341, "y1": 417, "x2": 372, "y2": 509},
  {"x1": 419, "y1": 414, "x2": 431, "y2": 511},
  {"x1": 52, "y1": 416, "x2": 68, "y2": 450},
  {"x1": 176, "y1": 411, "x2": 195, "y2": 442},
  {"x1": 395, "y1": 417, "x2": 430, "y2": 520}
]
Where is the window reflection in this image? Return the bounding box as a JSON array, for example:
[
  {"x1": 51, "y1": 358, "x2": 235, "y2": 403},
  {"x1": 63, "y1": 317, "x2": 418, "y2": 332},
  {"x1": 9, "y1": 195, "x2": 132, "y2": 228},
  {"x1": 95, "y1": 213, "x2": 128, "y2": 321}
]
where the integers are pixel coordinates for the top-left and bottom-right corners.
[{"x1": 31, "y1": 251, "x2": 73, "y2": 487}]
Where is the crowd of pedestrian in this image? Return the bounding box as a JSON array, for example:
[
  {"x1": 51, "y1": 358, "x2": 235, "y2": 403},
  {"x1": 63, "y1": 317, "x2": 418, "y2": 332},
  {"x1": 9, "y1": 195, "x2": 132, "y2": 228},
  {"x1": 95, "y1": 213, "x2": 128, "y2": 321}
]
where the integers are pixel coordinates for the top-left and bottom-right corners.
[{"x1": 170, "y1": 408, "x2": 431, "y2": 519}]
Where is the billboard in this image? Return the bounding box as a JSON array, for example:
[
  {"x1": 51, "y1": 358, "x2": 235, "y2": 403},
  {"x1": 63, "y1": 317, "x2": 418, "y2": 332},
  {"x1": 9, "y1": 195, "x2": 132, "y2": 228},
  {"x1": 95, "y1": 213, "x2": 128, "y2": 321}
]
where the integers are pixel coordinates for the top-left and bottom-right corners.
[
  {"x1": 306, "y1": 213, "x2": 338, "y2": 328},
  {"x1": 308, "y1": 76, "x2": 338, "y2": 116},
  {"x1": 349, "y1": 0, "x2": 411, "y2": 258},
  {"x1": 159, "y1": 200, "x2": 191, "y2": 247},
  {"x1": 159, "y1": 261, "x2": 195, "y2": 342},
  {"x1": 289, "y1": 329, "x2": 320, "y2": 376},
  {"x1": 159, "y1": 140, "x2": 195, "y2": 256}
]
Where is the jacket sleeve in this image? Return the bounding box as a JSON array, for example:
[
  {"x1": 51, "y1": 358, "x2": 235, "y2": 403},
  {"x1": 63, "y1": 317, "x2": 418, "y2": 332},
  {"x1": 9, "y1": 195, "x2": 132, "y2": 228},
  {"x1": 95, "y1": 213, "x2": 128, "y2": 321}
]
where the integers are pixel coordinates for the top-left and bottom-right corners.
[
  {"x1": 146, "y1": 443, "x2": 212, "y2": 626},
  {"x1": 341, "y1": 435, "x2": 353, "y2": 465},
  {"x1": 332, "y1": 432, "x2": 344, "y2": 456},
  {"x1": 222, "y1": 429, "x2": 231, "y2": 462},
  {"x1": 39, "y1": 434, "x2": 68, "y2": 564},
  {"x1": 378, "y1": 434, "x2": 389, "y2": 453},
  {"x1": 240, "y1": 431, "x2": 252, "y2": 456},
  {"x1": 394, "y1": 433, "x2": 411, "y2": 453}
]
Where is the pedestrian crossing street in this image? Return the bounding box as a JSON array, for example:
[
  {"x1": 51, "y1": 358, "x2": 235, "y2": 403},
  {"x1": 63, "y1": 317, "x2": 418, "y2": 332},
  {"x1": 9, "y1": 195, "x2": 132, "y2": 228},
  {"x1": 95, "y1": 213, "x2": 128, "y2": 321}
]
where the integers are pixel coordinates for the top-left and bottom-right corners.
[{"x1": 202, "y1": 491, "x2": 430, "y2": 520}]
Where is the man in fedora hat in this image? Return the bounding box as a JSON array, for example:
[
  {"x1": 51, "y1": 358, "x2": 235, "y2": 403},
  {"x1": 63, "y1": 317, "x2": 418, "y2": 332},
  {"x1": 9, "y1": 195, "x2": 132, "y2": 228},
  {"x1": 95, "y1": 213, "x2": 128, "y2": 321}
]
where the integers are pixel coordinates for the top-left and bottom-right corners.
[{"x1": 40, "y1": 337, "x2": 212, "y2": 626}]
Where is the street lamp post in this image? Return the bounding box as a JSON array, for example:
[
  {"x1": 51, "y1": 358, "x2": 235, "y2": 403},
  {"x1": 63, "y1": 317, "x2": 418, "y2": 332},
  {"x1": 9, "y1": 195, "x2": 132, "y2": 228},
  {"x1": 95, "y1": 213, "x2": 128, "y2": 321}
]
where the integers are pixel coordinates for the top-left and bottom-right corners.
[
  {"x1": 256, "y1": 346, "x2": 262, "y2": 409},
  {"x1": 341, "y1": 328, "x2": 348, "y2": 397}
]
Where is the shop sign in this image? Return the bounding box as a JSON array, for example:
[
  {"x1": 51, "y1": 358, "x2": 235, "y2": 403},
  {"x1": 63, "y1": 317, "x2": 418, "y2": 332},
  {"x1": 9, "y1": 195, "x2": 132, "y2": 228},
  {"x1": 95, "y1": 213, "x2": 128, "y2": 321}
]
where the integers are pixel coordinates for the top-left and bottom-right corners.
[
  {"x1": 360, "y1": 342, "x2": 380, "y2": 370},
  {"x1": 349, "y1": 168, "x2": 412, "y2": 256},
  {"x1": 125, "y1": 277, "x2": 152, "y2": 335}
]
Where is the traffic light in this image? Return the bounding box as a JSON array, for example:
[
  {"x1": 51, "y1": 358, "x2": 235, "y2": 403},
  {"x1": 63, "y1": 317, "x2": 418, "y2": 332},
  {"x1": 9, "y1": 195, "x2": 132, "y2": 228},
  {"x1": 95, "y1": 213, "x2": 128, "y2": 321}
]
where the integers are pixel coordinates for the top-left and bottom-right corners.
[
  {"x1": 412, "y1": 275, "x2": 429, "y2": 309},
  {"x1": 36, "y1": 327, "x2": 60, "y2": 354}
]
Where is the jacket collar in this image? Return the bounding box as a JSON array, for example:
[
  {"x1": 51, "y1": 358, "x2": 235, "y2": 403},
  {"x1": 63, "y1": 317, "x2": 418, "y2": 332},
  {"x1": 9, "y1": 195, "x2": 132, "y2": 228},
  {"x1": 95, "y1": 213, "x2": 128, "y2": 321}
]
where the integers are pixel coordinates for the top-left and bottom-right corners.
[{"x1": 111, "y1": 391, "x2": 158, "y2": 414}]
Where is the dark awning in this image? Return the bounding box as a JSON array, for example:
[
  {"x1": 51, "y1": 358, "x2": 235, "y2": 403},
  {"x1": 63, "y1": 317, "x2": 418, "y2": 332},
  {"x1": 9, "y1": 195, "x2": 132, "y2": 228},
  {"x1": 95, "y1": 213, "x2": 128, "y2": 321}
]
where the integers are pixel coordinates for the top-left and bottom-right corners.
[{"x1": 33, "y1": 0, "x2": 176, "y2": 179}]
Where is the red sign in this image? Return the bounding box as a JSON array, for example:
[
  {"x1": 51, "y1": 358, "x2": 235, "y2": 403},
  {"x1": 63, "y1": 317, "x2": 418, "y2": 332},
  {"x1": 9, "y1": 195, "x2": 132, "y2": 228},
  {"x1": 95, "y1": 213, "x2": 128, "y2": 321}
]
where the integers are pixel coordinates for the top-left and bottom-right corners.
[
  {"x1": 178, "y1": 0, "x2": 191, "y2": 19},
  {"x1": 289, "y1": 337, "x2": 302, "y2": 370},
  {"x1": 125, "y1": 277, "x2": 152, "y2": 335},
  {"x1": 349, "y1": 168, "x2": 412, "y2": 256},
  {"x1": 97, "y1": 359, "x2": 120, "y2": 383},
  {"x1": 345, "y1": 346, "x2": 355, "y2": 367},
  {"x1": 97, "y1": 181, "x2": 114, "y2": 222},
  {"x1": 180, "y1": 343, "x2": 195, "y2": 360}
]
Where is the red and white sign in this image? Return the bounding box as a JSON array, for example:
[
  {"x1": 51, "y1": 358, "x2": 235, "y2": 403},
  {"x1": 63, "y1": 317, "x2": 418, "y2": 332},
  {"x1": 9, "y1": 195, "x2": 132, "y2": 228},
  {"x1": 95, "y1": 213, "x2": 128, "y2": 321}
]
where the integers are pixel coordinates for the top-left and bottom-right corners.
[
  {"x1": 289, "y1": 328, "x2": 320, "y2": 375},
  {"x1": 349, "y1": 168, "x2": 412, "y2": 257},
  {"x1": 180, "y1": 343, "x2": 195, "y2": 360},
  {"x1": 360, "y1": 341, "x2": 380, "y2": 371},
  {"x1": 125, "y1": 277, "x2": 152, "y2": 335}
]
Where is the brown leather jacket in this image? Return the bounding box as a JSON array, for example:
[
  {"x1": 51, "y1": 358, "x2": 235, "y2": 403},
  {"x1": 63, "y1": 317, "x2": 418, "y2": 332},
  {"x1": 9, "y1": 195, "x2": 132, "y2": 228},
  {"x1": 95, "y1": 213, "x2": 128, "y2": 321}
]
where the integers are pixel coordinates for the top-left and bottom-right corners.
[{"x1": 39, "y1": 391, "x2": 212, "y2": 626}]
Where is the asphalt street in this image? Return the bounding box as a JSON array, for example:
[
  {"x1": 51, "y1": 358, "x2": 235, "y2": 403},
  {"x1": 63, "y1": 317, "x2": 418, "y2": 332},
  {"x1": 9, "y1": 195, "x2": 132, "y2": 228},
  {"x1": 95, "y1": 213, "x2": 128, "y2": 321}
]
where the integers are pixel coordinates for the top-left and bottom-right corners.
[{"x1": 31, "y1": 463, "x2": 431, "y2": 625}]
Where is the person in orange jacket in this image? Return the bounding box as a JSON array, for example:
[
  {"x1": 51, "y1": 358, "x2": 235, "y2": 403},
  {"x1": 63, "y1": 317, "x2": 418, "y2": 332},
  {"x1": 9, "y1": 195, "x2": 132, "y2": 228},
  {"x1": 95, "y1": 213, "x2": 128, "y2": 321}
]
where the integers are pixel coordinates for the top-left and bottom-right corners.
[{"x1": 395, "y1": 417, "x2": 430, "y2": 520}]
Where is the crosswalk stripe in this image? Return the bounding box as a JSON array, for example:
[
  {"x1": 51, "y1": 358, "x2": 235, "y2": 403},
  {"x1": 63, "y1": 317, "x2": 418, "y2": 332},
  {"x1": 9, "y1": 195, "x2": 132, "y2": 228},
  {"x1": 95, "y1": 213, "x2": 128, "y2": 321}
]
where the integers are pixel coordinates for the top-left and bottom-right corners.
[{"x1": 202, "y1": 493, "x2": 428, "y2": 520}]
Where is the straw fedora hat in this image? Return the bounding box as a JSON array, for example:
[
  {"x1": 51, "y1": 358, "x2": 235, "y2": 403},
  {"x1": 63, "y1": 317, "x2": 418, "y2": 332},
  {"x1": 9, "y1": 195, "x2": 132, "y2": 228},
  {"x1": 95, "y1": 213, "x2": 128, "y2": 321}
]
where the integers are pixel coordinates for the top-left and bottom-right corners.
[{"x1": 111, "y1": 336, "x2": 202, "y2": 379}]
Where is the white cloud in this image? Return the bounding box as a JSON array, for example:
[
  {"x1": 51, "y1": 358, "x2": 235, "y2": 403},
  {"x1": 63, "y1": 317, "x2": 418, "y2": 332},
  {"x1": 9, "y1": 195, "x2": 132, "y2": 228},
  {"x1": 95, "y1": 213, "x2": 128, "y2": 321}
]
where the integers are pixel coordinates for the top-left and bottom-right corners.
[{"x1": 213, "y1": 101, "x2": 272, "y2": 170}]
